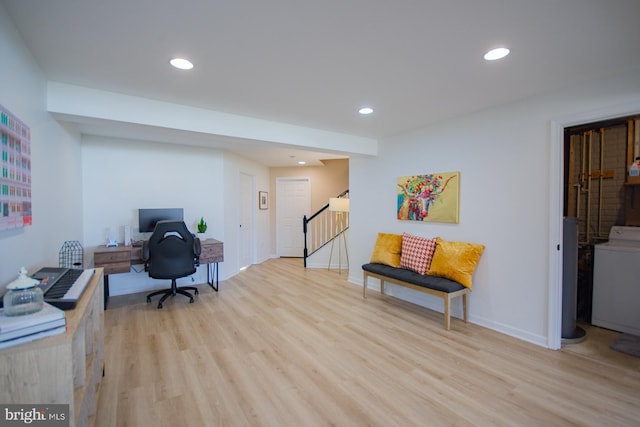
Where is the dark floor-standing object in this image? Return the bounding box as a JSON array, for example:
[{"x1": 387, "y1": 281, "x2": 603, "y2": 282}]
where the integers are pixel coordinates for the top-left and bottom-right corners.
[
  {"x1": 562, "y1": 217, "x2": 586, "y2": 343},
  {"x1": 142, "y1": 220, "x2": 201, "y2": 309}
]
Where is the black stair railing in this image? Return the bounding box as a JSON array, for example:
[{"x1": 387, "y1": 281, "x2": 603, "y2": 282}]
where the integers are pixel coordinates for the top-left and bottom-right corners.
[{"x1": 303, "y1": 190, "x2": 349, "y2": 267}]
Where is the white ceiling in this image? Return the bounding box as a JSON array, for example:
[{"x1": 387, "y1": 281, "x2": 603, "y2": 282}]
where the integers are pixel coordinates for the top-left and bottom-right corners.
[{"x1": 3, "y1": 0, "x2": 640, "y2": 166}]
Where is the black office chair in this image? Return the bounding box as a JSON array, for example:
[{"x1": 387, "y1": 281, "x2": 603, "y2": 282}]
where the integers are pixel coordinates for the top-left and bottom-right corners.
[{"x1": 142, "y1": 220, "x2": 201, "y2": 309}]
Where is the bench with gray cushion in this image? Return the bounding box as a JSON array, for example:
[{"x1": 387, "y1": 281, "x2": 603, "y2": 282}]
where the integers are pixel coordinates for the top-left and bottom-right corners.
[{"x1": 362, "y1": 263, "x2": 469, "y2": 330}]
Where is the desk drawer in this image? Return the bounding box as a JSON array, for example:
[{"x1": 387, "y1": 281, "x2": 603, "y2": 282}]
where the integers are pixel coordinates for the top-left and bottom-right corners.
[
  {"x1": 200, "y1": 243, "x2": 223, "y2": 264},
  {"x1": 94, "y1": 250, "x2": 130, "y2": 264},
  {"x1": 94, "y1": 249, "x2": 131, "y2": 275}
]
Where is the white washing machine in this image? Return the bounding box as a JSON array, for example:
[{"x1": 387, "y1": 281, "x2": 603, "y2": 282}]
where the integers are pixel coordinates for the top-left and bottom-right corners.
[{"x1": 592, "y1": 226, "x2": 640, "y2": 335}]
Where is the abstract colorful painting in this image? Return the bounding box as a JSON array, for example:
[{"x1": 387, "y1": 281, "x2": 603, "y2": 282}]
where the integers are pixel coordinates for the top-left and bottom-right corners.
[
  {"x1": 0, "y1": 104, "x2": 32, "y2": 231},
  {"x1": 397, "y1": 171, "x2": 459, "y2": 223}
]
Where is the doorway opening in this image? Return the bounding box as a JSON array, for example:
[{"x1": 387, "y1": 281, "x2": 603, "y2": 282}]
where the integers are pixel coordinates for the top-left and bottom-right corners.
[{"x1": 563, "y1": 116, "x2": 640, "y2": 327}]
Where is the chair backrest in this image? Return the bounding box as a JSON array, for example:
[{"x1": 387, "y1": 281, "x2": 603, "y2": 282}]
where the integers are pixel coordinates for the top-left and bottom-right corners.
[{"x1": 146, "y1": 220, "x2": 197, "y2": 279}]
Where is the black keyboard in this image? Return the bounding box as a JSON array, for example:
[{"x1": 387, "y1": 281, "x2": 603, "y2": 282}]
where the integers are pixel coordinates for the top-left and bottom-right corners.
[
  {"x1": 44, "y1": 269, "x2": 84, "y2": 299},
  {"x1": 28, "y1": 267, "x2": 94, "y2": 310}
]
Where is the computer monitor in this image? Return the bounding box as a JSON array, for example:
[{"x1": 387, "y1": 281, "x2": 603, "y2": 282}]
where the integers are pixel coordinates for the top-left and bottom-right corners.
[{"x1": 138, "y1": 208, "x2": 184, "y2": 233}]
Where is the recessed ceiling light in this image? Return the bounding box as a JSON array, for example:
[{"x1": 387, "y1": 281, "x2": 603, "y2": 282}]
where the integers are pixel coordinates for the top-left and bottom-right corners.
[
  {"x1": 298, "y1": 161, "x2": 306, "y2": 165},
  {"x1": 170, "y1": 57, "x2": 194, "y2": 70},
  {"x1": 359, "y1": 107, "x2": 374, "y2": 115},
  {"x1": 483, "y1": 47, "x2": 510, "y2": 61}
]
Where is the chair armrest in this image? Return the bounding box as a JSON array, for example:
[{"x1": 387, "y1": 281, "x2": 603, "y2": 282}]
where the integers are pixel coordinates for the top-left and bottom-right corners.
[
  {"x1": 142, "y1": 240, "x2": 150, "y2": 262},
  {"x1": 194, "y1": 237, "x2": 202, "y2": 257}
]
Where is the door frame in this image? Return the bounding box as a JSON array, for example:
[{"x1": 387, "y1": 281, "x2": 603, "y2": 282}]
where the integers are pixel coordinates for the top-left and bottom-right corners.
[
  {"x1": 548, "y1": 101, "x2": 640, "y2": 349},
  {"x1": 239, "y1": 172, "x2": 255, "y2": 270}
]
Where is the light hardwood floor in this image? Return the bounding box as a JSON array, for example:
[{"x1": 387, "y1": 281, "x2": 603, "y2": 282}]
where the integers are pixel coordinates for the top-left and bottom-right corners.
[{"x1": 95, "y1": 258, "x2": 640, "y2": 427}]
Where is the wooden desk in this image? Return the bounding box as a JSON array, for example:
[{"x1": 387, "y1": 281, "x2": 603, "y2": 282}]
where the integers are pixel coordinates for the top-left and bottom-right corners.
[{"x1": 94, "y1": 239, "x2": 223, "y2": 308}]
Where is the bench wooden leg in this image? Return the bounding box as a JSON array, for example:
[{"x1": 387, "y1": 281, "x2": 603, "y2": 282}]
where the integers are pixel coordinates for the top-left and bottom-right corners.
[
  {"x1": 444, "y1": 295, "x2": 451, "y2": 330},
  {"x1": 363, "y1": 272, "x2": 368, "y2": 298},
  {"x1": 463, "y1": 292, "x2": 468, "y2": 323}
]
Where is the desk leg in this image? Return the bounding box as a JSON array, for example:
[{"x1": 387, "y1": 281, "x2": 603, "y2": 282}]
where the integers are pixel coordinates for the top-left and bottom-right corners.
[
  {"x1": 206, "y1": 262, "x2": 219, "y2": 292},
  {"x1": 103, "y1": 274, "x2": 110, "y2": 310}
]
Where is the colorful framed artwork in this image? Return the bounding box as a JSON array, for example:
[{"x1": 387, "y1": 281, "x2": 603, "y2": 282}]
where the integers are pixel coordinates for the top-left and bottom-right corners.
[
  {"x1": 0, "y1": 104, "x2": 32, "y2": 231},
  {"x1": 397, "y1": 171, "x2": 459, "y2": 223},
  {"x1": 259, "y1": 191, "x2": 269, "y2": 210}
]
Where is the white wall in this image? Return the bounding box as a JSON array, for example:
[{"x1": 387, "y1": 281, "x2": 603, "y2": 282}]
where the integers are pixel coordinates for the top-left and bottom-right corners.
[
  {"x1": 0, "y1": 4, "x2": 84, "y2": 288},
  {"x1": 81, "y1": 136, "x2": 225, "y2": 244},
  {"x1": 349, "y1": 70, "x2": 640, "y2": 347}
]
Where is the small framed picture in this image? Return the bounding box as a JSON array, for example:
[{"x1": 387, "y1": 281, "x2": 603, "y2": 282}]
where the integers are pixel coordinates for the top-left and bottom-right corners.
[{"x1": 259, "y1": 191, "x2": 269, "y2": 210}]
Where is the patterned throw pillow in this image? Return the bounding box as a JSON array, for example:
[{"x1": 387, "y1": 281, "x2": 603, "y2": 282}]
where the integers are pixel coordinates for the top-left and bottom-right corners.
[{"x1": 399, "y1": 233, "x2": 437, "y2": 274}]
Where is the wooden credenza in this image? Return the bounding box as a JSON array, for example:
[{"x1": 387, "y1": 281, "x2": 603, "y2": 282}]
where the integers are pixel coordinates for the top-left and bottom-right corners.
[
  {"x1": 94, "y1": 238, "x2": 223, "y2": 307},
  {"x1": 0, "y1": 268, "x2": 105, "y2": 427}
]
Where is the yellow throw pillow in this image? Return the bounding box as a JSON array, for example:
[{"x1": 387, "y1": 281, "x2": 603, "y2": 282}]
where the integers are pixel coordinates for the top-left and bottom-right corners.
[
  {"x1": 369, "y1": 233, "x2": 403, "y2": 267},
  {"x1": 427, "y1": 237, "x2": 485, "y2": 289}
]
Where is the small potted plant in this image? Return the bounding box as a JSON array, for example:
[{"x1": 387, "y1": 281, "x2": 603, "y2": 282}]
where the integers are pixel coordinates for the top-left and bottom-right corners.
[{"x1": 197, "y1": 217, "x2": 207, "y2": 236}]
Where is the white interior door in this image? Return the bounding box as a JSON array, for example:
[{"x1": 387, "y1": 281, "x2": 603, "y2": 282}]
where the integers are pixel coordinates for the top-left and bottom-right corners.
[
  {"x1": 239, "y1": 172, "x2": 254, "y2": 269},
  {"x1": 276, "y1": 177, "x2": 310, "y2": 257}
]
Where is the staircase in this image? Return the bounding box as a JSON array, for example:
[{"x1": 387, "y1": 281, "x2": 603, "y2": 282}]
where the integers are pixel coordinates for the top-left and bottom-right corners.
[{"x1": 303, "y1": 190, "x2": 349, "y2": 267}]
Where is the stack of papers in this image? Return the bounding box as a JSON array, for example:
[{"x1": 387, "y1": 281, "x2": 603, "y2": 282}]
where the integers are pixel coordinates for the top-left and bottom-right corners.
[{"x1": 0, "y1": 302, "x2": 66, "y2": 350}]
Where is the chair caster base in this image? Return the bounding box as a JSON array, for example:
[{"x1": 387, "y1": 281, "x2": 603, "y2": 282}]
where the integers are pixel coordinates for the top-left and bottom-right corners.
[{"x1": 146, "y1": 282, "x2": 198, "y2": 309}]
